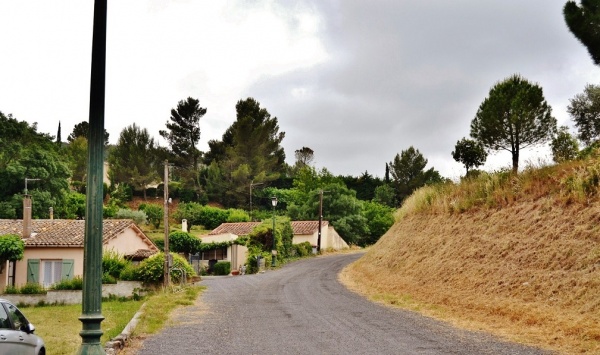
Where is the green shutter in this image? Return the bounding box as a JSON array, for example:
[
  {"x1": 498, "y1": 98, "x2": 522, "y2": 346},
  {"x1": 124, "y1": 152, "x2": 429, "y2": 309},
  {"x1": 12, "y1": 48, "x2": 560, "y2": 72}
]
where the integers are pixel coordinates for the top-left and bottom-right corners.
[
  {"x1": 61, "y1": 259, "x2": 74, "y2": 280},
  {"x1": 26, "y1": 259, "x2": 40, "y2": 284}
]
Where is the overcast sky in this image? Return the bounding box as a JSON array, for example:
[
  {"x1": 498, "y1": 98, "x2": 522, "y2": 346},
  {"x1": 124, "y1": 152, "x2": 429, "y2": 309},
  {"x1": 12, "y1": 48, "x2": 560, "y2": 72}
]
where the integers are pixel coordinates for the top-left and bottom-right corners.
[{"x1": 2, "y1": 0, "x2": 599, "y2": 180}]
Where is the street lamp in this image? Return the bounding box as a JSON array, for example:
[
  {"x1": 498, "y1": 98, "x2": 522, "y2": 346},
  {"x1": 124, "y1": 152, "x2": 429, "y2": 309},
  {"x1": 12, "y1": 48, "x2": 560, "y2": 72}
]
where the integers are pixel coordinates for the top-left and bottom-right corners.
[{"x1": 271, "y1": 196, "x2": 278, "y2": 267}]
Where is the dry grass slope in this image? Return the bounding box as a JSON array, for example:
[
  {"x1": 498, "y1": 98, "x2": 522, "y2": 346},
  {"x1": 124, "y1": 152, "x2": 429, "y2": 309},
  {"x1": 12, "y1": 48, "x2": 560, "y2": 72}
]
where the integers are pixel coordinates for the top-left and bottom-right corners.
[{"x1": 343, "y1": 159, "x2": 600, "y2": 354}]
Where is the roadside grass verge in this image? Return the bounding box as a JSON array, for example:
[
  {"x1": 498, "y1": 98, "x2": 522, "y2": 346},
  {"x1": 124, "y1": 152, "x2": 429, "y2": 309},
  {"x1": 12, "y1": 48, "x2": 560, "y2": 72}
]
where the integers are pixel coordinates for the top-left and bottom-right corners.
[
  {"x1": 20, "y1": 286, "x2": 203, "y2": 355},
  {"x1": 22, "y1": 299, "x2": 143, "y2": 355}
]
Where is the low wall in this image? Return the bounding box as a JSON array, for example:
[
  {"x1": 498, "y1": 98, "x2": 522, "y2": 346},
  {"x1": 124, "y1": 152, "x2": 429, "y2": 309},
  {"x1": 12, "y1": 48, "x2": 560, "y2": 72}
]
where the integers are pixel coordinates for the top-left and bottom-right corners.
[{"x1": 1, "y1": 281, "x2": 144, "y2": 306}]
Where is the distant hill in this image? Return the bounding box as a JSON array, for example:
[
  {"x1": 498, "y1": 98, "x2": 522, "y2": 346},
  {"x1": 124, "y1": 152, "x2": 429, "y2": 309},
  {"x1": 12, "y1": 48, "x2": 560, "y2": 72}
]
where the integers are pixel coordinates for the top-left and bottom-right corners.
[{"x1": 342, "y1": 160, "x2": 600, "y2": 354}]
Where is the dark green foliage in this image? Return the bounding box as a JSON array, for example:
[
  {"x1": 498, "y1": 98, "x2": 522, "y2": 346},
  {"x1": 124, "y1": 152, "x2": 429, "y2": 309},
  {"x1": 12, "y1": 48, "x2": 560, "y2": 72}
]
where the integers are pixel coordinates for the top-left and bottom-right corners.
[
  {"x1": 3, "y1": 285, "x2": 18, "y2": 294},
  {"x1": 108, "y1": 124, "x2": 160, "y2": 199},
  {"x1": 57, "y1": 191, "x2": 86, "y2": 219},
  {"x1": 362, "y1": 201, "x2": 395, "y2": 245},
  {"x1": 470, "y1": 74, "x2": 556, "y2": 173},
  {"x1": 0, "y1": 202, "x2": 16, "y2": 219},
  {"x1": 372, "y1": 184, "x2": 396, "y2": 207},
  {"x1": 119, "y1": 264, "x2": 139, "y2": 281},
  {"x1": 564, "y1": 0, "x2": 600, "y2": 65},
  {"x1": 452, "y1": 138, "x2": 488, "y2": 175},
  {"x1": 342, "y1": 171, "x2": 384, "y2": 201},
  {"x1": 567, "y1": 83, "x2": 600, "y2": 145},
  {"x1": 0, "y1": 234, "x2": 24, "y2": 262},
  {"x1": 551, "y1": 126, "x2": 580, "y2": 163},
  {"x1": 102, "y1": 250, "x2": 130, "y2": 279},
  {"x1": 294, "y1": 242, "x2": 313, "y2": 257},
  {"x1": 67, "y1": 121, "x2": 109, "y2": 145},
  {"x1": 136, "y1": 253, "x2": 195, "y2": 284},
  {"x1": 213, "y1": 261, "x2": 231, "y2": 276},
  {"x1": 51, "y1": 276, "x2": 84, "y2": 290},
  {"x1": 169, "y1": 231, "x2": 202, "y2": 259},
  {"x1": 140, "y1": 204, "x2": 163, "y2": 229},
  {"x1": 204, "y1": 98, "x2": 286, "y2": 208},
  {"x1": 102, "y1": 273, "x2": 117, "y2": 284},
  {"x1": 389, "y1": 146, "x2": 441, "y2": 203},
  {"x1": 19, "y1": 283, "x2": 46, "y2": 295}
]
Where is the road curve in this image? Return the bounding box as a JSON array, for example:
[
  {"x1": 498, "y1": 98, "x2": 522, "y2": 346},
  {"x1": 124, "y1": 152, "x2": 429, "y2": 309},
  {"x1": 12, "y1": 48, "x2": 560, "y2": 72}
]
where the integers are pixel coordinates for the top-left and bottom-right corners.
[{"x1": 136, "y1": 253, "x2": 551, "y2": 355}]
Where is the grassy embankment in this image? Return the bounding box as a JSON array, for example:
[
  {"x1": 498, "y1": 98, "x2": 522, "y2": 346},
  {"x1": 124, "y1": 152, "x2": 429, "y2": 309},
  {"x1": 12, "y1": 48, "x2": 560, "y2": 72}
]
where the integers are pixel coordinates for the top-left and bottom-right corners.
[{"x1": 342, "y1": 158, "x2": 600, "y2": 354}]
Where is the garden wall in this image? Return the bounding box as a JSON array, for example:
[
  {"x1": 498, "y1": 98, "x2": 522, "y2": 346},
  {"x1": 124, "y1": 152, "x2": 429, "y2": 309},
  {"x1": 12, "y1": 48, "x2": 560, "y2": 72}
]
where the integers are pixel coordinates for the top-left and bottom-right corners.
[{"x1": 1, "y1": 281, "x2": 144, "y2": 306}]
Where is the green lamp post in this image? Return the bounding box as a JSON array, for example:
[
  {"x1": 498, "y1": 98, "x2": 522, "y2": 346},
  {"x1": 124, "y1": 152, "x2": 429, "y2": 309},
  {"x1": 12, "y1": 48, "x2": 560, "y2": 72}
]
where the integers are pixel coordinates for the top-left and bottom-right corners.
[{"x1": 77, "y1": 0, "x2": 107, "y2": 353}]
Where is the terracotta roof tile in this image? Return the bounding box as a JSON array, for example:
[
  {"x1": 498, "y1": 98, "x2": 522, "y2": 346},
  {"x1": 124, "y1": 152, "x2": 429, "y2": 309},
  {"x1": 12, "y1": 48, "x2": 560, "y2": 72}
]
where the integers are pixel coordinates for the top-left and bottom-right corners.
[
  {"x1": 0, "y1": 219, "x2": 157, "y2": 250},
  {"x1": 209, "y1": 221, "x2": 328, "y2": 236},
  {"x1": 209, "y1": 222, "x2": 261, "y2": 236},
  {"x1": 291, "y1": 220, "x2": 328, "y2": 235}
]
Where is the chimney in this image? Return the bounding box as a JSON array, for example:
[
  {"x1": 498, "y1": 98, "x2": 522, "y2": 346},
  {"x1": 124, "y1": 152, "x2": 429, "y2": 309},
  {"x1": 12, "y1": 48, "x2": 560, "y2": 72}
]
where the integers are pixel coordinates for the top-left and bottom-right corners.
[
  {"x1": 49, "y1": 207, "x2": 53, "y2": 220},
  {"x1": 23, "y1": 194, "x2": 32, "y2": 238}
]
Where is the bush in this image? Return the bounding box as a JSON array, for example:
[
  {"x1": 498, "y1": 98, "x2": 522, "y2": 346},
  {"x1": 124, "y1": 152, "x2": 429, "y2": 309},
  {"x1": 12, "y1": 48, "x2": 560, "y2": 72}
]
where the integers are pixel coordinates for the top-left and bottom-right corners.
[
  {"x1": 198, "y1": 206, "x2": 229, "y2": 230},
  {"x1": 19, "y1": 283, "x2": 46, "y2": 295},
  {"x1": 213, "y1": 261, "x2": 231, "y2": 276},
  {"x1": 103, "y1": 249, "x2": 130, "y2": 279},
  {"x1": 3, "y1": 285, "x2": 18, "y2": 294},
  {"x1": 226, "y1": 209, "x2": 251, "y2": 223},
  {"x1": 119, "y1": 264, "x2": 139, "y2": 281},
  {"x1": 169, "y1": 231, "x2": 202, "y2": 258},
  {"x1": 140, "y1": 204, "x2": 163, "y2": 229},
  {"x1": 114, "y1": 208, "x2": 147, "y2": 225},
  {"x1": 102, "y1": 273, "x2": 117, "y2": 284},
  {"x1": 51, "y1": 276, "x2": 83, "y2": 290},
  {"x1": 136, "y1": 253, "x2": 195, "y2": 284},
  {"x1": 0, "y1": 234, "x2": 24, "y2": 262},
  {"x1": 294, "y1": 242, "x2": 313, "y2": 257}
]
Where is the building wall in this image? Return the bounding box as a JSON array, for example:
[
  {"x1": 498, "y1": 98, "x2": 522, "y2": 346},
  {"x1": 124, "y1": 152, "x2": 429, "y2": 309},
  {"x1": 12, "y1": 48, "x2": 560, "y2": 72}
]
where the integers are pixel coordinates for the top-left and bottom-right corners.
[
  {"x1": 12, "y1": 247, "x2": 84, "y2": 288},
  {"x1": 105, "y1": 227, "x2": 155, "y2": 255}
]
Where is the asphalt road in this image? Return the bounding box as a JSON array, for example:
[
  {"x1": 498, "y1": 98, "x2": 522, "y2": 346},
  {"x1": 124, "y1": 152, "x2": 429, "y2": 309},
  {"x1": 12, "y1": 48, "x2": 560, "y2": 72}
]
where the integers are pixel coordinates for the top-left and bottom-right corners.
[{"x1": 136, "y1": 253, "x2": 551, "y2": 355}]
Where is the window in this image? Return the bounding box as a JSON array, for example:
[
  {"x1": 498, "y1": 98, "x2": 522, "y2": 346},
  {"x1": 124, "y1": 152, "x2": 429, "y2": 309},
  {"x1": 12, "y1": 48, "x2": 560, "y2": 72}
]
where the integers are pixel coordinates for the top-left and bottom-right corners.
[
  {"x1": 199, "y1": 247, "x2": 228, "y2": 261},
  {"x1": 0, "y1": 304, "x2": 10, "y2": 329},
  {"x1": 43, "y1": 260, "x2": 62, "y2": 288},
  {"x1": 5, "y1": 303, "x2": 28, "y2": 331}
]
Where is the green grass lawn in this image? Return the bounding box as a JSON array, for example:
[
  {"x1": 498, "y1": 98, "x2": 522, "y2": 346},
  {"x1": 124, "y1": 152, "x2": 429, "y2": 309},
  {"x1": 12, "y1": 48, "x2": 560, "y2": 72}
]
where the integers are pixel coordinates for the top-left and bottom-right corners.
[{"x1": 21, "y1": 286, "x2": 203, "y2": 355}]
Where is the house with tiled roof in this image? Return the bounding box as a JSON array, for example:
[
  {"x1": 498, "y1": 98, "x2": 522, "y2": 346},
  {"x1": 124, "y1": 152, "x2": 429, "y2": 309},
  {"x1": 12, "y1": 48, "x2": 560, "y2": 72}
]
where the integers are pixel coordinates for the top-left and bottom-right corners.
[
  {"x1": 197, "y1": 220, "x2": 348, "y2": 273},
  {"x1": 0, "y1": 197, "x2": 158, "y2": 290}
]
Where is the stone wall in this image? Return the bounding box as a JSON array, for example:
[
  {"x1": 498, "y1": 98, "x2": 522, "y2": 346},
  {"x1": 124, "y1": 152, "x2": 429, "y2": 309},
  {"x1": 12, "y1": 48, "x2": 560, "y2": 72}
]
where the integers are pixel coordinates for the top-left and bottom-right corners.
[{"x1": 1, "y1": 281, "x2": 144, "y2": 306}]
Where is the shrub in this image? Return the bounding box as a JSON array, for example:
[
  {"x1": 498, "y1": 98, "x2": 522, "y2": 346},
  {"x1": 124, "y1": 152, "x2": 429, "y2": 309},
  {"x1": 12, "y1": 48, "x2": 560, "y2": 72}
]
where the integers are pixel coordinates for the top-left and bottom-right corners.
[
  {"x1": 19, "y1": 283, "x2": 46, "y2": 295},
  {"x1": 114, "y1": 208, "x2": 147, "y2": 225},
  {"x1": 51, "y1": 276, "x2": 83, "y2": 290},
  {"x1": 226, "y1": 209, "x2": 250, "y2": 223},
  {"x1": 103, "y1": 249, "x2": 130, "y2": 279},
  {"x1": 136, "y1": 253, "x2": 195, "y2": 284},
  {"x1": 102, "y1": 273, "x2": 117, "y2": 284},
  {"x1": 3, "y1": 285, "x2": 18, "y2": 294},
  {"x1": 294, "y1": 242, "x2": 313, "y2": 257},
  {"x1": 119, "y1": 264, "x2": 139, "y2": 281},
  {"x1": 198, "y1": 206, "x2": 229, "y2": 230},
  {"x1": 213, "y1": 261, "x2": 231, "y2": 276},
  {"x1": 140, "y1": 204, "x2": 163, "y2": 229}
]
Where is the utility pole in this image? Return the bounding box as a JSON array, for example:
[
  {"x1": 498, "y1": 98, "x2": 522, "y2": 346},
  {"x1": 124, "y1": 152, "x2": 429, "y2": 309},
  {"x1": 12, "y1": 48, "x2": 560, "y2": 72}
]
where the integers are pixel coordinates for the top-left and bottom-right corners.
[
  {"x1": 163, "y1": 160, "x2": 170, "y2": 288},
  {"x1": 317, "y1": 190, "x2": 329, "y2": 252}
]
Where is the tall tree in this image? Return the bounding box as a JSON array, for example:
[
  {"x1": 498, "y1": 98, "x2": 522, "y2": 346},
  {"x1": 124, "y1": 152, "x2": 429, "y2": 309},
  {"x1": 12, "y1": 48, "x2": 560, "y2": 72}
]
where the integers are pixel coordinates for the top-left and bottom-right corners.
[
  {"x1": 452, "y1": 138, "x2": 488, "y2": 176},
  {"x1": 550, "y1": 126, "x2": 580, "y2": 163},
  {"x1": 389, "y1": 146, "x2": 441, "y2": 203},
  {"x1": 56, "y1": 121, "x2": 62, "y2": 145},
  {"x1": 205, "y1": 98, "x2": 286, "y2": 207},
  {"x1": 567, "y1": 83, "x2": 600, "y2": 145},
  {"x1": 65, "y1": 136, "x2": 88, "y2": 190},
  {"x1": 564, "y1": 0, "x2": 600, "y2": 65},
  {"x1": 67, "y1": 121, "x2": 109, "y2": 145},
  {"x1": 0, "y1": 112, "x2": 71, "y2": 218},
  {"x1": 108, "y1": 124, "x2": 160, "y2": 199},
  {"x1": 470, "y1": 74, "x2": 556, "y2": 173},
  {"x1": 159, "y1": 97, "x2": 205, "y2": 170},
  {"x1": 294, "y1": 147, "x2": 314, "y2": 167}
]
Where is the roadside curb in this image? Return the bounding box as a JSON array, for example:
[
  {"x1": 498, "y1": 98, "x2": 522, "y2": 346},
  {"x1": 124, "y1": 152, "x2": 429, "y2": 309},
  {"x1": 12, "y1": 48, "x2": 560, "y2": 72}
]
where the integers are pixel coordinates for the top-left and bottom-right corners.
[{"x1": 104, "y1": 302, "x2": 147, "y2": 354}]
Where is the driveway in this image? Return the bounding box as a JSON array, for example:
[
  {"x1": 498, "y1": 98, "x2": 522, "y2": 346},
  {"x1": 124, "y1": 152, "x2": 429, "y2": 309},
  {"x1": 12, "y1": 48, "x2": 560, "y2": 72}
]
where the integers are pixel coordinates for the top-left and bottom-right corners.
[{"x1": 135, "y1": 253, "x2": 551, "y2": 355}]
